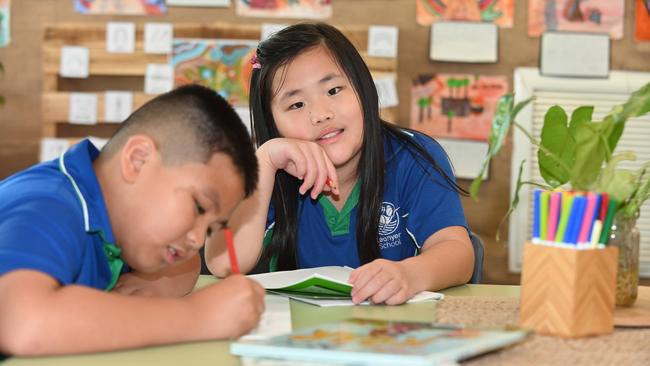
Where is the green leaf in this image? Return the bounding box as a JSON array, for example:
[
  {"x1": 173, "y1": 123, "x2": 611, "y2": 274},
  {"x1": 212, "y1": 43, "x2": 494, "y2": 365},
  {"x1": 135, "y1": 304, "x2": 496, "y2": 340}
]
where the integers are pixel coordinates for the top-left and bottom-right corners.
[
  {"x1": 569, "y1": 122, "x2": 608, "y2": 190},
  {"x1": 470, "y1": 95, "x2": 534, "y2": 199},
  {"x1": 538, "y1": 106, "x2": 575, "y2": 187},
  {"x1": 604, "y1": 82, "x2": 650, "y2": 151},
  {"x1": 622, "y1": 169, "x2": 650, "y2": 218}
]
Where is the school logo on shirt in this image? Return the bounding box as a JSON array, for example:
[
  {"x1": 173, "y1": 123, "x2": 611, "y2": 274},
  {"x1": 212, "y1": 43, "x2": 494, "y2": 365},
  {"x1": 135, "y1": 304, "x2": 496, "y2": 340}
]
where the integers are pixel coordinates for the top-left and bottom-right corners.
[{"x1": 379, "y1": 202, "x2": 399, "y2": 236}]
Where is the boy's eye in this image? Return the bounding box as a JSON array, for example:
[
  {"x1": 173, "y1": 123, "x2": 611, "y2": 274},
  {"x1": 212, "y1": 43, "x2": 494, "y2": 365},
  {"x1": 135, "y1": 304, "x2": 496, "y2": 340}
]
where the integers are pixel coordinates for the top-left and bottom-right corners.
[
  {"x1": 289, "y1": 101, "x2": 304, "y2": 110},
  {"x1": 206, "y1": 227, "x2": 213, "y2": 237},
  {"x1": 195, "y1": 200, "x2": 206, "y2": 215},
  {"x1": 328, "y1": 87, "x2": 342, "y2": 96}
]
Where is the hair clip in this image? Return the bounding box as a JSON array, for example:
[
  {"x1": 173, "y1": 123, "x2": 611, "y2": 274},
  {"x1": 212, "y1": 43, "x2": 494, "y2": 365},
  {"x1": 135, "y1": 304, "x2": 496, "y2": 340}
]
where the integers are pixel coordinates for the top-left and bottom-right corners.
[{"x1": 250, "y1": 55, "x2": 262, "y2": 69}]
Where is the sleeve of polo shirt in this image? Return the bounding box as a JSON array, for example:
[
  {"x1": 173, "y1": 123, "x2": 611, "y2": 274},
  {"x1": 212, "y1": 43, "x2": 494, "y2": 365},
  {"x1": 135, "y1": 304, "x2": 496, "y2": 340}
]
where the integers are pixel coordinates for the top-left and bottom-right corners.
[
  {"x1": 400, "y1": 134, "x2": 468, "y2": 246},
  {"x1": 0, "y1": 196, "x2": 86, "y2": 285}
]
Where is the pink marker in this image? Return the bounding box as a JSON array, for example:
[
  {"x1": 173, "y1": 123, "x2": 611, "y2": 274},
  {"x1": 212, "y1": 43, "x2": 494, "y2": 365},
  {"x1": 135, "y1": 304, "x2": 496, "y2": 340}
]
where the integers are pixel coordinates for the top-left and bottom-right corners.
[
  {"x1": 546, "y1": 191, "x2": 561, "y2": 242},
  {"x1": 577, "y1": 192, "x2": 598, "y2": 245}
]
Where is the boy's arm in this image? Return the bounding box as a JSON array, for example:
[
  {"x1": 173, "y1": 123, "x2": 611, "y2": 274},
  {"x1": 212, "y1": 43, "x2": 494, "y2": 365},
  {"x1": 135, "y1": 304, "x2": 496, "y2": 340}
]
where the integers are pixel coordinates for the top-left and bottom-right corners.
[
  {"x1": 0, "y1": 270, "x2": 265, "y2": 356},
  {"x1": 113, "y1": 254, "x2": 200, "y2": 297}
]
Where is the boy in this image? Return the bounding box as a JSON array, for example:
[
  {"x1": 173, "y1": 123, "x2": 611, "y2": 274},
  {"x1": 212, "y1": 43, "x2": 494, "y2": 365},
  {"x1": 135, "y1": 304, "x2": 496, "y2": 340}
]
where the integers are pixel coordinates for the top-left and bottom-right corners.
[{"x1": 0, "y1": 85, "x2": 265, "y2": 356}]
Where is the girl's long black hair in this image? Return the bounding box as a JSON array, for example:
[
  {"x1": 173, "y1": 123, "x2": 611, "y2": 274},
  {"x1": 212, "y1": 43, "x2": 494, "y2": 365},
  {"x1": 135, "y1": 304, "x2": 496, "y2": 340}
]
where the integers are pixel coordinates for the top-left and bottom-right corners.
[{"x1": 250, "y1": 23, "x2": 465, "y2": 271}]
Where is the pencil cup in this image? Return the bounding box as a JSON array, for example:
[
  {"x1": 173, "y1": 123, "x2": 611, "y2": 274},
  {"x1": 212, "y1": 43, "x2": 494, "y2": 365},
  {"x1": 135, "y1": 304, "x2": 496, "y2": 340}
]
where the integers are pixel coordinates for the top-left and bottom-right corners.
[{"x1": 519, "y1": 243, "x2": 618, "y2": 338}]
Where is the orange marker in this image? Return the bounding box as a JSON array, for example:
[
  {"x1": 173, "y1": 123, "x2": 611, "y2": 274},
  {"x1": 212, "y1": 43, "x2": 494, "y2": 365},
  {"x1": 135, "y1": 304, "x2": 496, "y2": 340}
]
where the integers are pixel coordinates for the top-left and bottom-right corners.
[{"x1": 224, "y1": 227, "x2": 239, "y2": 274}]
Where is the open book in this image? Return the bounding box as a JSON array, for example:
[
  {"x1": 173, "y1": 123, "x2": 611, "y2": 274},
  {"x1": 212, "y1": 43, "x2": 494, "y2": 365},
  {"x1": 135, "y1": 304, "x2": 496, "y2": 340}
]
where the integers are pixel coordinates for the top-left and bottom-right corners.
[
  {"x1": 231, "y1": 318, "x2": 529, "y2": 365},
  {"x1": 247, "y1": 266, "x2": 443, "y2": 307}
]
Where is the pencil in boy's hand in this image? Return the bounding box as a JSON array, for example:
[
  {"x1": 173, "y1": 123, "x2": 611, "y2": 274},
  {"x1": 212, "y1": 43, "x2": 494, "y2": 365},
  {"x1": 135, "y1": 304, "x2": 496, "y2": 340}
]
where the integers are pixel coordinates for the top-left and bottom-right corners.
[{"x1": 224, "y1": 227, "x2": 239, "y2": 274}]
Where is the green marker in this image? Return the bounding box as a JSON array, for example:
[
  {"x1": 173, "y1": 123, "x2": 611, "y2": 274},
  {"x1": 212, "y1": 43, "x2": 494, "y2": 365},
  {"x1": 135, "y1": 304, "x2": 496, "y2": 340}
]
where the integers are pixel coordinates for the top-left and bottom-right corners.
[
  {"x1": 599, "y1": 200, "x2": 618, "y2": 245},
  {"x1": 539, "y1": 191, "x2": 550, "y2": 241},
  {"x1": 555, "y1": 192, "x2": 574, "y2": 243}
]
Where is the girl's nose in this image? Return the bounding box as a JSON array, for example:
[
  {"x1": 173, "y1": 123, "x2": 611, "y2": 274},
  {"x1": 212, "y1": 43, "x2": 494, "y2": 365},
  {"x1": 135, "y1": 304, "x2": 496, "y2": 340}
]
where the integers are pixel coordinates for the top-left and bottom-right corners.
[{"x1": 309, "y1": 108, "x2": 333, "y2": 125}]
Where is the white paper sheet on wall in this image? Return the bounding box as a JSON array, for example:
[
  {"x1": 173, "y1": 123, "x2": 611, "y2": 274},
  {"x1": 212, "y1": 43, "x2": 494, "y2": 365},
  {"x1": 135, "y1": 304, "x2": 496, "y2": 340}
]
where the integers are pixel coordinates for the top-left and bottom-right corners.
[
  {"x1": 368, "y1": 25, "x2": 398, "y2": 58},
  {"x1": 261, "y1": 23, "x2": 288, "y2": 41},
  {"x1": 540, "y1": 32, "x2": 610, "y2": 78},
  {"x1": 374, "y1": 75, "x2": 399, "y2": 108},
  {"x1": 39, "y1": 138, "x2": 70, "y2": 162},
  {"x1": 68, "y1": 92, "x2": 98, "y2": 125},
  {"x1": 144, "y1": 64, "x2": 174, "y2": 94},
  {"x1": 430, "y1": 22, "x2": 498, "y2": 63},
  {"x1": 437, "y1": 138, "x2": 489, "y2": 180},
  {"x1": 106, "y1": 22, "x2": 135, "y2": 54},
  {"x1": 144, "y1": 22, "x2": 173, "y2": 54},
  {"x1": 104, "y1": 91, "x2": 134, "y2": 123},
  {"x1": 60, "y1": 46, "x2": 90, "y2": 78}
]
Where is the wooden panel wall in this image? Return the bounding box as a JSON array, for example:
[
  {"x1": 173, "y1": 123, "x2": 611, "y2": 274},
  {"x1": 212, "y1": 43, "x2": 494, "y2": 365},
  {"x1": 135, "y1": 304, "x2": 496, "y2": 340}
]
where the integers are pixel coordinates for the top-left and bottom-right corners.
[{"x1": 1, "y1": 0, "x2": 649, "y2": 284}]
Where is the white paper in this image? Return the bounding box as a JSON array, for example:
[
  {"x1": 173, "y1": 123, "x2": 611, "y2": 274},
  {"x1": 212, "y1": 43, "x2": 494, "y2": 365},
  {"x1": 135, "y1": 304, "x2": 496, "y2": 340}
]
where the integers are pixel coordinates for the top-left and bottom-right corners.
[
  {"x1": 540, "y1": 32, "x2": 610, "y2": 78},
  {"x1": 248, "y1": 266, "x2": 352, "y2": 289},
  {"x1": 240, "y1": 294, "x2": 291, "y2": 341},
  {"x1": 167, "y1": 0, "x2": 230, "y2": 6},
  {"x1": 437, "y1": 138, "x2": 489, "y2": 180},
  {"x1": 144, "y1": 64, "x2": 174, "y2": 94},
  {"x1": 39, "y1": 138, "x2": 70, "y2": 162},
  {"x1": 87, "y1": 136, "x2": 109, "y2": 150},
  {"x1": 430, "y1": 22, "x2": 498, "y2": 63},
  {"x1": 60, "y1": 46, "x2": 90, "y2": 78},
  {"x1": 104, "y1": 91, "x2": 133, "y2": 123},
  {"x1": 106, "y1": 22, "x2": 135, "y2": 54},
  {"x1": 374, "y1": 75, "x2": 399, "y2": 108},
  {"x1": 144, "y1": 22, "x2": 173, "y2": 54},
  {"x1": 261, "y1": 23, "x2": 288, "y2": 41},
  {"x1": 68, "y1": 93, "x2": 98, "y2": 125},
  {"x1": 368, "y1": 25, "x2": 398, "y2": 58},
  {"x1": 284, "y1": 290, "x2": 443, "y2": 307},
  {"x1": 234, "y1": 106, "x2": 252, "y2": 135}
]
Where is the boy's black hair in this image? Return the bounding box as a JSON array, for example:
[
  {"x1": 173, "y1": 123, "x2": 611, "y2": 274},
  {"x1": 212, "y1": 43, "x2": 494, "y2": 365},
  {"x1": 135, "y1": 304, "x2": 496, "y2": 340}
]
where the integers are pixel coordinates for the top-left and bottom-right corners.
[
  {"x1": 103, "y1": 84, "x2": 258, "y2": 197},
  {"x1": 250, "y1": 23, "x2": 465, "y2": 271}
]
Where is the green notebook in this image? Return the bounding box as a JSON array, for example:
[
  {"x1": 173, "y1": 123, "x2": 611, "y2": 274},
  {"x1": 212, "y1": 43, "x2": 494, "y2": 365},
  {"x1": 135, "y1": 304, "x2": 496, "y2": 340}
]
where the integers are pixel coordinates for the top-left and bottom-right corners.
[{"x1": 247, "y1": 266, "x2": 444, "y2": 306}]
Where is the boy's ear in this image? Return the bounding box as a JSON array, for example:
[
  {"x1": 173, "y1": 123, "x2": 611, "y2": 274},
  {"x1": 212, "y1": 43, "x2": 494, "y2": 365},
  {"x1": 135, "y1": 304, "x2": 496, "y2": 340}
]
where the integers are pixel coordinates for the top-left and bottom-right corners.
[{"x1": 120, "y1": 135, "x2": 158, "y2": 183}]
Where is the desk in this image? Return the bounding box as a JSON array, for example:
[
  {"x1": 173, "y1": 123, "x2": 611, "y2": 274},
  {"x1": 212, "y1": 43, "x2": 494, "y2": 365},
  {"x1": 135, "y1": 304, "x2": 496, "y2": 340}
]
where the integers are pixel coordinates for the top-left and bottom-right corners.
[{"x1": 5, "y1": 279, "x2": 649, "y2": 365}]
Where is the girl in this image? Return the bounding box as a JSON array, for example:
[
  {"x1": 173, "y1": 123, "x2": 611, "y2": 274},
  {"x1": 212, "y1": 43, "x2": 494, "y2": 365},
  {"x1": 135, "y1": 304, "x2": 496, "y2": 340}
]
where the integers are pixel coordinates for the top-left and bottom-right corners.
[{"x1": 206, "y1": 23, "x2": 474, "y2": 305}]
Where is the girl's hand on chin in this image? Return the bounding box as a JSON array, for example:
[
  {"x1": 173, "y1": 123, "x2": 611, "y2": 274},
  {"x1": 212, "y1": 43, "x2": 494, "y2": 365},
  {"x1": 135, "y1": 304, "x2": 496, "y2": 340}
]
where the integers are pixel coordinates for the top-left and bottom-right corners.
[{"x1": 259, "y1": 138, "x2": 339, "y2": 199}]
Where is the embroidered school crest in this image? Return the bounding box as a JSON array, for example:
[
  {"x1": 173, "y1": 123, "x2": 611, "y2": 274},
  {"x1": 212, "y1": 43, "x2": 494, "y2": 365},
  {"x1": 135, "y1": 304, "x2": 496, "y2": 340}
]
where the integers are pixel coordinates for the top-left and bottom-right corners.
[{"x1": 379, "y1": 202, "x2": 399, "y2": 236}]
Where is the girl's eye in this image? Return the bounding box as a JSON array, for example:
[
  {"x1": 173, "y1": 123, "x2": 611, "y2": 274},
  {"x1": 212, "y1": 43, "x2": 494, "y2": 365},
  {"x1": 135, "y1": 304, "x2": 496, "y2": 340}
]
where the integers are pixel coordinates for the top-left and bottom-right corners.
[
  {"x1": 328, "y1": 87, "x2": 342, "y2": 96},
  {"x1": 289, "y1": 101, "x2": 304, "y2": 110},
  {"x1": 195, "y1": 200, "x2": 206, "y2": 215}
]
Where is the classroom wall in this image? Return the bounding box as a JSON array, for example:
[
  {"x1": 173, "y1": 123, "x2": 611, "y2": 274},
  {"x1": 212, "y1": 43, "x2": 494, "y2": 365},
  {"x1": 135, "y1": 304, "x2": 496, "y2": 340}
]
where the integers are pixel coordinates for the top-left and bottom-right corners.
[{"x1": 1, "y1": 0, "x2": 649, "y2": 284}]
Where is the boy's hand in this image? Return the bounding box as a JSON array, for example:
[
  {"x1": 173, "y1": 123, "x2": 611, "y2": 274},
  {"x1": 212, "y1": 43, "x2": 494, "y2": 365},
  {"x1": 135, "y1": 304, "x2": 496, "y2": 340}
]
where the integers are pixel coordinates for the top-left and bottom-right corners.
[
  {"x1": 258, "y1": 138, "x2": 339, "y2": 199},
  {"x1": 188, "y1": 275, "x2": 265, "y2": 339},
  {"x1": 348, "y1": 259, "x2": 416, "y2": 306}
]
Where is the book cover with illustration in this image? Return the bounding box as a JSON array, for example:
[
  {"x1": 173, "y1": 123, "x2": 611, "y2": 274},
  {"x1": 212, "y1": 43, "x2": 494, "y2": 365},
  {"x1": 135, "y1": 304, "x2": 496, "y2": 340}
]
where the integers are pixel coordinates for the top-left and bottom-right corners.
[{"x1": 231, "y1": 318, "x2": 529, "y2": 365}]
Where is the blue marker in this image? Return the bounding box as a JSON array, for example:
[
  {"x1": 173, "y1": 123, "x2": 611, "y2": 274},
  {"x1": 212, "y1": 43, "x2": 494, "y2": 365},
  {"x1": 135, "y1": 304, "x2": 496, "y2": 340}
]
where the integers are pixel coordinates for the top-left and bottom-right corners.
[{"x1": 532, "y1": 190, "x2": 541, "y2": 242}]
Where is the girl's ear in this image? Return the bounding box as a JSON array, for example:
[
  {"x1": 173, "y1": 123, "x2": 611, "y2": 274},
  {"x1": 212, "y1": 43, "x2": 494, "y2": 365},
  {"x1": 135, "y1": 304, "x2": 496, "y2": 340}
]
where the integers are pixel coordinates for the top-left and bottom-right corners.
[{"x1": 120, "y1": 135, "x2": 158, "y2": 183}]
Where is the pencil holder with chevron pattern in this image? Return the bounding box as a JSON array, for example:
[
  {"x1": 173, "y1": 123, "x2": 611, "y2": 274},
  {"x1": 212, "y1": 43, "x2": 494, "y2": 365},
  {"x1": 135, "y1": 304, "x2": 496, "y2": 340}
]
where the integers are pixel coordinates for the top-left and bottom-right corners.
[{"x1": 519, "y1": 243, "x2": 618, "y2": 338}]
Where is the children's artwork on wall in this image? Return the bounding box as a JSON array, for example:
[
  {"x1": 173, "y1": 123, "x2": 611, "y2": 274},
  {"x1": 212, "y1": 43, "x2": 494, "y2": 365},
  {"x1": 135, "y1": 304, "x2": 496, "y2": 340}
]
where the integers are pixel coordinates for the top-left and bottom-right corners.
[
  {"x1": 528, "y1": 0, "x2": 624, "y2": 39},
  {"x1": 410, "y1": 74, "x2": 508, "y2": 142},
  {"x1": 167, "y1": 0, "x2": 231, "y2": 6},
  {"x1": 236, "y1": 0, "x2": 332, "y2": 19},
  {"x1": 0, "y1": 0, "x2": 9, "y2": 48},
  {"x1": 636, "y1": 0, "x2": 650, "y2": 42},
  {"x1": 416, "y1": 0, "x2": 514, "y2": 28},
  {"x1": 74, "y1": 0, "x2": 166, "y2": 15},
  {"x1": 172, "y1": 39, "x2": 257, "y2": 107}
]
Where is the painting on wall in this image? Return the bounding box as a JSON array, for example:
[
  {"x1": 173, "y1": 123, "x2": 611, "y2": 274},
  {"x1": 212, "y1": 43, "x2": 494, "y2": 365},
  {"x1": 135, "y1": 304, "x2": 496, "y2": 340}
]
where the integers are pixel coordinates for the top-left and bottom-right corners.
[
  {"x1": 416, "y1": 0, "x2": 515, "y2": 28},
  {"x1": 528, "y1": 0, "x2": 624, "y2": 39},
  {"x1": 636, "y1": 0, "x2": 650, "y2": 42},
  {"x1": 172, "y1": 39, "x2": 258, "y2": 107},
  {"x1": 236, "y1": 0, "x2": 332, "y2": 19},
  {"x1": 74, "y1": 0, "x2": 167, "y2": 15},
  {"x1": 0, "y1": 0, "x2": 9, "y2": 48},
  {"x1": 410, "y1": 74, "x2": 508, "y2": 142}
]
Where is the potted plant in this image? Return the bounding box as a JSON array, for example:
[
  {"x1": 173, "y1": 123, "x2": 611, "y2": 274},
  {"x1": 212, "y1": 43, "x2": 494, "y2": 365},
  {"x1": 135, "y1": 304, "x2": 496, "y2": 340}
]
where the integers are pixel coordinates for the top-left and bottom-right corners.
[{"x1": 470, "y1": 83, "x2": 650, "y2": 305}]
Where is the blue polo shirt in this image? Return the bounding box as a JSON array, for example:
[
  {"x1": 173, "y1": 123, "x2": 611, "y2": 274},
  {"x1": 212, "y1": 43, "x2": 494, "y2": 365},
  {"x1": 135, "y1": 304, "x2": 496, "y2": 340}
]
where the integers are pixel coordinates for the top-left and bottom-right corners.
[
  {"x1": 0, "y1": 139, "x2": 124, "y2": 290},
  {"x1": 264, "y1": 129, "x2": 468, "y2": 270}
]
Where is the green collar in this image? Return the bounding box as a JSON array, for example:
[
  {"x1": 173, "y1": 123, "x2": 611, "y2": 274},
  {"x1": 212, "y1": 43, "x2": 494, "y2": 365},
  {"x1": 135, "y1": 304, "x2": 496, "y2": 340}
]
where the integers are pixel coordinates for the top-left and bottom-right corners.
[
  {"x1": 94, "y1": 229, "x2": 124, "y2": 291},
  {"x1": 318, "y1": 180, "x2": 361, "y2": 236}
]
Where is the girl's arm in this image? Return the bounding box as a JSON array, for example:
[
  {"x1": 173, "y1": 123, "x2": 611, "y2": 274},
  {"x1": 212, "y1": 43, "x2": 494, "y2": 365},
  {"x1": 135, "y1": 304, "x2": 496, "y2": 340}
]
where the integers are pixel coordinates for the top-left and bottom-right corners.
[
  {"x1": 204, "y1": 138, "x2": 338, "y2": 277},
  {"x1": 348, "y1": 226, "x2": 474, "y2": 305}
]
